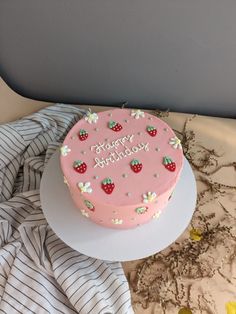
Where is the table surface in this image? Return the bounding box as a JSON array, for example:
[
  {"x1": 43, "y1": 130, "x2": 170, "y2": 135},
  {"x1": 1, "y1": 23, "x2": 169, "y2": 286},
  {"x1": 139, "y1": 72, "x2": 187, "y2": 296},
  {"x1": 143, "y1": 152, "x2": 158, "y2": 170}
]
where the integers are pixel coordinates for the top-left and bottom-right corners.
[{"x1": 1, "y1": 79, "x2": 236, "y2": 313}]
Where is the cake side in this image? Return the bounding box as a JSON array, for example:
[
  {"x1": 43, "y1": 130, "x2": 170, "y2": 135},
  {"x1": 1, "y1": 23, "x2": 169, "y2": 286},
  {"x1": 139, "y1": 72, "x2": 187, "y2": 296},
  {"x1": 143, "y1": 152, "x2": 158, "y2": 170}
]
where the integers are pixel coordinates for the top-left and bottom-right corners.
[{"x1": 65, "y1": 180, "x2": 177, "y2": 229}]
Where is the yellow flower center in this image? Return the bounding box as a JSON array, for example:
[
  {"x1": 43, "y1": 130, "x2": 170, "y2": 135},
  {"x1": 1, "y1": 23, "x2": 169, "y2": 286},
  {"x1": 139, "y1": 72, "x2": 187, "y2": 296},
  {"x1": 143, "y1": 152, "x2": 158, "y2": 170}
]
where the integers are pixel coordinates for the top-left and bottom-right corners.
[
  {"x1": 226, "y1": 301, "x2": 236, "y2": 314},
  {"x1": 178, "y1": 308, "x2": 192, "y2": 314},
  {"x1": 190, "y1": 228, "x2": 202, "y2": 241}
]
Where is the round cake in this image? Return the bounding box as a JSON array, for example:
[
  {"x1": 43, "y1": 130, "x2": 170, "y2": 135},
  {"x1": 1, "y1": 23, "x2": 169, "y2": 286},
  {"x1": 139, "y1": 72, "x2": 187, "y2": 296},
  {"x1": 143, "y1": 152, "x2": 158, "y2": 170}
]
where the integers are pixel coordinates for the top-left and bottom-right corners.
[{"x1": 60, "y1": 108, "x2": 183, "y2": 229}]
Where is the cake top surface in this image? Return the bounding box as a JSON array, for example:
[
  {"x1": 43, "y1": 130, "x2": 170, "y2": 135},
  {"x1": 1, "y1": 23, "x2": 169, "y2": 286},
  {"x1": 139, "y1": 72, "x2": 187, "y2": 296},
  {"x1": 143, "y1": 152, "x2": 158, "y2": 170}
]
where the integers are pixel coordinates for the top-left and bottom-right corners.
[{"x1": 60, "y1": 108, "x2": 183, "y2": 206}]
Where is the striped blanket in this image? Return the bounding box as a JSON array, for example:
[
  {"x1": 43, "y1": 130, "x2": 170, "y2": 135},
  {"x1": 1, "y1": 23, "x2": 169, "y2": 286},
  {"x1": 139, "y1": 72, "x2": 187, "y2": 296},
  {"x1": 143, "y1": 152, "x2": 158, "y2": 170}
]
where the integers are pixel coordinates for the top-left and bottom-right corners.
[{"x1": 0, "y1": 104, "x2": 133, "y2": 314}]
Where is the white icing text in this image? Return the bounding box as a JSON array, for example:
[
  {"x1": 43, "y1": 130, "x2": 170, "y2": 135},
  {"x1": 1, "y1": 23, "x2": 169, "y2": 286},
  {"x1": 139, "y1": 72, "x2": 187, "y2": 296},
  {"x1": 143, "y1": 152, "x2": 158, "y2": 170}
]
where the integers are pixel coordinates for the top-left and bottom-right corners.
[
  {"x1": 91, "y1": 134, "x2": 134, "y2": 154},
  {"x1": 94, "y1": 143, "x2": 149, "y2": 168},
  {"x1": 91, "y1": 134, "x2": 149, "y2": 169}
]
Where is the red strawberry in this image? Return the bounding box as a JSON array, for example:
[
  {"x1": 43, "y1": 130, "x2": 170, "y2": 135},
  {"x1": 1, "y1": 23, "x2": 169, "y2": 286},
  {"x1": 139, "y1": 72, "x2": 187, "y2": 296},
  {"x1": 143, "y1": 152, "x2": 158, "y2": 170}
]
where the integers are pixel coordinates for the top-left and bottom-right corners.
[
  {"x1": 101, "y1": 178, "x2": 115, "y2": 194},
  {"x1": 163, "y1": 156, "x2": 176, "y2": 172},
  {"x1": 108, "y1": 121, "x2": 122, "y2": 132},
  {"x1": 73, "y1": 160, "x2": 87, "y2": 173},
  {"x1": 130, "y1": 159, "x2": 143, "y2": 173},
  {"x1": 78, "y1": 129, "x2": 88, "y2": 141},
  {"x1": 146, "y1": 125, "x2": 157, "y2": 137}
]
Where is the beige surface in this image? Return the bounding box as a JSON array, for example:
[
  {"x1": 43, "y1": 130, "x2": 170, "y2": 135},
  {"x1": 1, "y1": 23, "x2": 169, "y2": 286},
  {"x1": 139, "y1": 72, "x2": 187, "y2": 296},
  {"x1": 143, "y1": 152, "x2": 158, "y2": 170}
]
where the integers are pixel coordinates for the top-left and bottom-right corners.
[
  {"x1": 1, "y1": 78, "x2": 236, "y2": 313},
  {"x1": 0, "y1": 78, "x2": 52, "y2": 124},
  {"x1": 0, "y1": 77, "x2": 113, "y2": 123},
  {"x1": 122, "y1": 113, "x2": 236, "y2": 314}
]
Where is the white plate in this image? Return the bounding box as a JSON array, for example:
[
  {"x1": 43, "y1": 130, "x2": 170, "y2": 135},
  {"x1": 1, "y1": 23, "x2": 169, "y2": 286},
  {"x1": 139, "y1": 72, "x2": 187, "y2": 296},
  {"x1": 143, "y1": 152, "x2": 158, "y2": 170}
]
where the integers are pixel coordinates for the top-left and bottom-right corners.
[{"x1": 40, "y1": 151, "x2": 197, "y2": 261}]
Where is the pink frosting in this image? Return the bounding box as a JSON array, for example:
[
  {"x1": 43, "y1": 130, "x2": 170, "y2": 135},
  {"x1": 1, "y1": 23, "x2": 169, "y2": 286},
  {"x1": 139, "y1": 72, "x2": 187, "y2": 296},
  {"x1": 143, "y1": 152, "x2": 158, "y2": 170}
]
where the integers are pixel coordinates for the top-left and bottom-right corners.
[{"x1": 60, "y1": 109, "x2": 183, "y2": 229}]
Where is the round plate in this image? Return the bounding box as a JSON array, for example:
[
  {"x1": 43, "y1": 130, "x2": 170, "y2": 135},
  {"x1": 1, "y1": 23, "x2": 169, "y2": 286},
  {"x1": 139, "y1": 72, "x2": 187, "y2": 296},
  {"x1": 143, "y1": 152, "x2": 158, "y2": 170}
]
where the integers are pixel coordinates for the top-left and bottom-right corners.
[{"x1": 40, "y1": 151, "x2": 197, "y2": 261}]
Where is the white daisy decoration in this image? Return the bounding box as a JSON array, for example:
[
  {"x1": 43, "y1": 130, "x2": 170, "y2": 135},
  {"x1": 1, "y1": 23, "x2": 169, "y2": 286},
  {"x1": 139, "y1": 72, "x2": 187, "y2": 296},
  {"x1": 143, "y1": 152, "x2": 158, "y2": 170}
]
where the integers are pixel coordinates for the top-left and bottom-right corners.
[
  {"x1": 153, "y1": 211, "x2": 162, "y2": 219},
  {"x1": 77, "y1": 182, "x2": 93, "y2": 194},
  {"x1": 84, "y1": 110, "x2": 99, "y2": 124},
  {"x1": 60, "y1": 145, "x2": 71, "y2": 156},
  {"x1": 63, "y1": 176, "x2": 69, "y2": 186},
  {"x1": 81, "y1": 209, "x2": 89, "y2": 218},
  {"x1": 169, "y1": 137, "x2": 182, "y2": 149},
  {"x1": 111, "y1": 218, "x2": 123, "y2": 225},
  {"x1": 143, "y1": 192, "x2": 157, "y2": 203},
  {"x1": 131, "y1": 109, "x2": 145, "y2": 119}
]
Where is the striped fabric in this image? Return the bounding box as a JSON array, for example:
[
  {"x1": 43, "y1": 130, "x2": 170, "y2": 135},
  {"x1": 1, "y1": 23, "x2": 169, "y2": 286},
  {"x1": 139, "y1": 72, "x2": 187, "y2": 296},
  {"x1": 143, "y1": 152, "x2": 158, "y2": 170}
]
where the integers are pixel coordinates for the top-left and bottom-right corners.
[{"x1": 0, "y1": 104, "x2": 133, "y2": 314}]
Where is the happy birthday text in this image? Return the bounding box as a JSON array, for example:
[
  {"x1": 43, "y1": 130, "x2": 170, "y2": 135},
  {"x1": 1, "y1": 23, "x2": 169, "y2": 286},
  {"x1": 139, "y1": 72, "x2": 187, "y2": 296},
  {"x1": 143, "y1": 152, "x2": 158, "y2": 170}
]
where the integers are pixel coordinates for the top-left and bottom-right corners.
[{"x1": 90, "y1": 134, "x2": 149, "y2": 168}]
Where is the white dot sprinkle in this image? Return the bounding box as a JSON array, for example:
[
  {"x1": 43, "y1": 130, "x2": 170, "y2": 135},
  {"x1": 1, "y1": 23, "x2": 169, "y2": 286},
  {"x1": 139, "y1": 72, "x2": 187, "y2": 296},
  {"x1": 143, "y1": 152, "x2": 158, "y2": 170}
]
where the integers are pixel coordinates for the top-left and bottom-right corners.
[
  {"x1": 154, "y1": 173, "x2": 159, "y2": 178},
  {"x1": 122, "y1": 174, "x2": 128, "y2": 178},
  {"x1": 94, "y1": 127, "x2": 99, "y2": 131},
  {"x1": 138, "y1": 132, "x2": 143, "y2": 136},
  {"x1": 93, "y1": 175, "x2": 99, "y2": 179},
  {"x1": 124, "y1": 119, "x2": 129, "y2": 123},
  {"x1": 126, "y1": 192, "x2": 131, "y2": 197},
  {"x1": 71, "y1": 135, "x2": 76, "y2": 140},
  {"x1": 81, "y1": 151, "x2": 86, "y2": 155},
  {"x1": 148, "y1": 117, "x2": 153, "y2": 120},
  {"x1": 108, "y1": 113, "x2": 112, "y2": 117},
  {"x1": 155, "y1": 147, "x2": 160, "y2": 152}
]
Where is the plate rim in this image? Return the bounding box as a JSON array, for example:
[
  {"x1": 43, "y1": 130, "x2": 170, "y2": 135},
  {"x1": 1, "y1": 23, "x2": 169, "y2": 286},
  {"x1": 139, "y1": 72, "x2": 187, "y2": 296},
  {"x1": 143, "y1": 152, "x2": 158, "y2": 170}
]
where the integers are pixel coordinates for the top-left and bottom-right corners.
[{"x1": 40, "y1": 151, "x2": 197, "y2": 261}]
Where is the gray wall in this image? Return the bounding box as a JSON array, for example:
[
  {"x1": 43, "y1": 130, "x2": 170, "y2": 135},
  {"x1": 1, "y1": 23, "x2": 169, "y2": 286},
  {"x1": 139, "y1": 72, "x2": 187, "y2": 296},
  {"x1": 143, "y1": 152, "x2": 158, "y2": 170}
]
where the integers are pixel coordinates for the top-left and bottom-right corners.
[{"x1": 0, "y1": 0, "x2": 236, "y2": 117}]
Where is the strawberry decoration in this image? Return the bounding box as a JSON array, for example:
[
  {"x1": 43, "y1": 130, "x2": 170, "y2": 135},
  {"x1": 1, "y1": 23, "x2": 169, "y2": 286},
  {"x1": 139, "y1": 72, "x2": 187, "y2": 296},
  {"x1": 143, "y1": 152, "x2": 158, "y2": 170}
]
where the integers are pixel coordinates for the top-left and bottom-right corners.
[
  {"x1": 163, "y1": 156, "x2": 176, "y2": 172},
  {"x1": 130, "y1": 159, "x2": 143, "y2": 173},
  {"x1": 146, "y1": 125, "x2": 157, "y2": 137},
  {"x1": 108, "y1": 120, "x2": 123, "y2": 132},
  {"x1": 78, "y1": 129, "x2": 88, "y2": 141},
  {"x1": 101, "y1": 178, "x2": 115, "y2": 194},
  {"x1": 73, "y1": 160, "x2": 87, "y2": 173},
  {"x1": 84, "y1": 199, "x2": 95, "y2": 211}
]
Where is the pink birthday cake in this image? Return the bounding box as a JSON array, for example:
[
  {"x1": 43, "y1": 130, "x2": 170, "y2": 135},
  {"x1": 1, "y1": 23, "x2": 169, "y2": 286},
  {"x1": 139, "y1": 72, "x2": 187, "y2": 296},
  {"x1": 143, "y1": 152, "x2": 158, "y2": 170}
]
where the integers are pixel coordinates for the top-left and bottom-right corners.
[{"x1": 60, "y1": 108, "x2": 183, "y2": 229}]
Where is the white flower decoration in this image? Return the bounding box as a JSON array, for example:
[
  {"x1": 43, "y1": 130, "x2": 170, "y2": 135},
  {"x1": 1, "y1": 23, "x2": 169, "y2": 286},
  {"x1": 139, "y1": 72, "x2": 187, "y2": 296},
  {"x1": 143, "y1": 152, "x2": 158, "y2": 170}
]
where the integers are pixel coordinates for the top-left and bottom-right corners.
[
  {"x1": 81, "y1": 209, "x2": 89, "y2": 218},
  {"x1": 143, "y1": 192, "x2": 157, "y2": 203},
  {"x1": 84, "y1": 110, "x2": 98, "y2": 124},
  {"x1": 111, "y1": 218, "x2": 123, "y2": 225},
  {"x1": 77, "y1": 182, "x2": 93, "y2": 194},
  {"x1": 60, "y1": 145, "x2": 71, "y2": 156},
  {"x1": 131, "y1": 109, "x2": 145, "y2": 119},
  {"x1": 63, "y1": 176, "x2": 69, "y2": 186},
  {"x1": 153, "y1": 211, "x2": 162, "y2": 219},
  {"x1": 169, "y1": 137, "x2": 182, "y2": 149}
]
